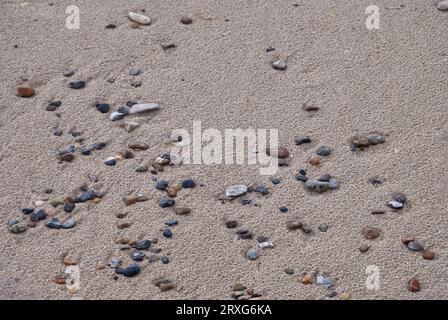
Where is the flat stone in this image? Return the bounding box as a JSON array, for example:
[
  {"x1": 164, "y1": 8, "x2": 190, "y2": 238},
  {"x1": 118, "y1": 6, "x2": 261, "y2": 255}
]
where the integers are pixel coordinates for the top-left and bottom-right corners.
[
  {"x1": 316, "y1": 276, "x2": 332, "y2": 288},
  {"x1": 46, "y1": 218, "x2": 62, "y2": 229},
  {"x1": 350, "y1": 136, "x2": 370, "y2": 148},
  {"x1": 62, "y1": 219, "x2": 76, "y2": 229},
  {"x1": 30, "y1": 209, "x2": 47, "y2": 222},
  {"x1": 131, "y1": 251, "x2": 145, "y2": 262},
  {"x1": 302, "y1": 102, "x2": 320, "y2": 112},
  {"x1": 128, "y1": 68, "x2": 141, "y2": 76},
  {"x1": 128, "y1": 12, "x2": 151, "y2": 25},
  {"x1": 104, "y1": 157, "x2": 117, "y2": 166},
  {"x1": 116, "y1": 264, "x2": 141, "y2": 277},
  {"x1": 164, "y1": 219, "x2": 178, "y2": 227},
  {"x1": 305, "y1": 180, "x2": 330, "y2": 193},
  {"x1": 16, "y1": 86, "x2": 35, "y2": 98},
  {"x1": 295, "y1": 137, "x2": 312, "y2": 145},
  {"x1": 134, "y1": 240, "x2": 151, "y2": 250},
  {"x1": 63, "y1": 203, "x2": 75, "y2": 213},
  {"x1": 129, "y1": 103, "x2": 160, "y2": 115},
  {"x1": 69, "y1": 80, "x2": 85, "y2": 89},
  {"x1": 63, "y1": 69, "x2": 74, "y2": 77},
  {"x1": 128, "y1": 142, "x2": 149, "y2": 150},
  {"x1": 182, "y1": 179, "x2": 196, "y2": 188},
  {"x1": 225, "y1": 185, "x2": 248, "y2": 198},
  {"x1": 316, "y1": 146, "x2": 332, "y2": 156},
  {"x1": 284, "y1": 268, "x2": 295, "y2": 275},
  {"x1": 287, "y1": 219, "x2": 303, "y2": 230},
  {"x1": 407, "y1": 241, "x2": 424, "y2": 252},
  {"x1": 77, "y1": 189, "x2": 96, "y2": 202},
  {"x1": 22, "y1": 208, "x2": 33, "y2": 215},
  {"x1": 160, "y1": 199, "x2": 175, "y2": 208},
  {"x1": 362, "y1": 227, "x2": 381, "y2": 240},
  {"x1": 422, "y1": 250, "x2": 435, "y2": 260},
  {"x1": 254, "y1": 185, "x2": 269, "y2": 195},
  {"x1": 257, "y1": 242, "x2": 274, "y2": 249},
  {"x1": 367, "y1": 133, "x2": 385, "y2": 145}
]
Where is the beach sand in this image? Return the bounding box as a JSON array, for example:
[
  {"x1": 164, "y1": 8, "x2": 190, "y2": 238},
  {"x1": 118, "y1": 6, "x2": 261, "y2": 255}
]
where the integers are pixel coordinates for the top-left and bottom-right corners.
[{"x1": 0, "y1": 0, "x2": 447, "y2": 299}]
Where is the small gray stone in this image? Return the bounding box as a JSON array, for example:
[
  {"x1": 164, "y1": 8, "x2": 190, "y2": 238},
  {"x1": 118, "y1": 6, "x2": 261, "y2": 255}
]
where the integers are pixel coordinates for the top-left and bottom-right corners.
[
  {"x1": 129, "y1": 103, "x2": 160, "y2": 115},
  {"x1": 110, "y1": 112, "x2": 125, "y2": 121},
  {"x1": 318, "y1": 224, "x2": 329, "y2": 232},
  {"x1": 316, "y1": 276, "x2": 332, "y2": 288},
  {"x1": 62, "y1": 219, "x2": 76, "y2": 229},
  {"x1": 328, "y1": 178, "x2": 340, "y2": 189},
  {"x1": 246, "y1": 249, "x2": 259, "y2": 261},
  {"x1": 225, "y1": 185, "x2": 248, "y2": 198},
  {"x1": 63, "y1": 69, "x2": 74, "y2": 77},
  {"x1": 110, "y1": 258, "x2": 121, "y2": 268},
  {"x1": 407, "y1": 241, "x2": 424, "y2": 252},
  {"x1": 128, "y1": 68, "x2": 141, "y2": 76},
  {"x1": 388, "y1": 200, "x2": 404, "y2": 209},
  {"x1": 366, "y1": 133, "x2": 385, "y2": 145},
  {"x1": 305, "y1": 180, "x2": 330, "y2": 193},
  {"x1": 272, "y1": 60, "x2": 287, "y2": 70},
  {"x1": 316, "y1": 146, "x2": 332, "y2": 156},
  {"x1": 437, "y1": 1, "x2": 448, "y2": 11}
]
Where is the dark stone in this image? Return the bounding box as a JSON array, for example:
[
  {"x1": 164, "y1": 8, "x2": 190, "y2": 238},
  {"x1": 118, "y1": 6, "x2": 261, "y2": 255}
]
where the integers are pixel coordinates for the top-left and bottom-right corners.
[
  {"x1": 316, "y1": 146, "x2": 332, "y2": 156},
  {"x1": 63, "y1": 203, "x2": 75, "y2": 213},
  {"x1": 295, "y1": 137, "x2": 312, "y2": 145},
  {"x1": 164, "y1": 219, "x2": 178, "y2": 227},
  {"x1": 318, "y1": 174, "x2": 332, "y2": 182},
  {"x1": 46, "y1": 218, "x2": 61, "y2": 229},
  {"x1": 279, "y1": 206, "x2": 288, "y2": 213},
  {"x1": 160, "y1": 199, "x2": 175, "y2": 208},
  {"x1": 96, "y1": 103, "x2": 110, "y2": 113},
  {"x1": 254, "y1": 186, "x2": 269, "y2": 195},
  {"x1": 271, "y1": 178, "x2": 281, "y2": 185},
  {"x1": 104, "y1": 158, "x2": 117, "y2": 166},
  {"x1": 116, "y1": 264, "x2": 140, "y2": 277},
  {"x1": 69, "y1": 80, "x2": 86, "y2": 89},
  {"x1": 225, "y1": 220, "x2": 237, "y2": 229},
  {"x1": 295, "y1": 174, "x2": 308, "y2": 182},
  {"x1": 155, "y1": 180, "x2": 168, "y2": 190},
  {"x1": 76, "y1": 189, "x2": 96, "y2": 202},
  {"x1": 407, "y1": 241, "x2": 424, "y2": 252},
  {"x1": 163, "y1": 229, "x2": 173, "y2": 238},
  {"x1": 105, "y1": 23, "x2": 116, "y2": 29},
  {"x1": 240, "y1": 199, "x2": 252, "y2": 205},
  {"x1": 257, "y1": 235, "x2": 268, "y2": 243},
  {"x1": 181, "y1": 179, "x2": 196, "y2": 188},
  {"x1": 22, "y1": 208, "x2": 33, "y2": 215},
  {"x1": 131, "y1": 251, "x2": 145, "y2": 262},
  {"x1": 180, "y1": 16, "x2": 193, "y2": 24},
  {"x1": 393, "y1": 193, "x2": 407, "y2": 204},
  {"x1": 134, "y1": 240, "x2": 151, "y2": 250},
  {"x1": 161, "y1": 256, "x2": 169, "y2": 264},
  {"x1": 30, "y1": 209, "x2": 47, "y2": 222}
]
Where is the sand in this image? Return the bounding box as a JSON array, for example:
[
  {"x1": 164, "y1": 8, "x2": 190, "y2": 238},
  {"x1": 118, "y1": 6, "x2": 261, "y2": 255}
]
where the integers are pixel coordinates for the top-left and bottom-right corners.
[{"x1": 0, "y1": 0, "x2": 447, "y2": 300}]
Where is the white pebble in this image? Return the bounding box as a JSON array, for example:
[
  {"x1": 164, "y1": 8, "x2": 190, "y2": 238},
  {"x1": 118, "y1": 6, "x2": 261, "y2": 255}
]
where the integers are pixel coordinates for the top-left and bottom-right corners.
[
  {"x1": 129, "y1": 103, "x2": 160, "y2": 115},
  {"x1": 128, "y1": 12, "x2": 151, "y2": 25},
  {"x1": 437, "y1": 1, "x2": 448, "y2": 11},
  {"x1": 225, "y1": 185, "x2": 248, "y2": 198},
  {"x1": 257, "y1": 242, "x2": 274, "y2": 249}
]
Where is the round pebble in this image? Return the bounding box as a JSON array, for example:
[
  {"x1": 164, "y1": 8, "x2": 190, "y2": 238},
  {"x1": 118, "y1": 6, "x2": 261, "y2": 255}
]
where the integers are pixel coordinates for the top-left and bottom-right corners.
[
  {"x1": 393, "y1": 193, "x2": 407, "y2": 204},
  {"x1": 279, "y1": 206, "x2": 288, "y2": 213},
  {"x1": 182, "y1": 179, "x2": 196, "y2": 188},
  {"x1": 422, "y1": 251, "x2": 435, "y2": 260},
  {"x1": 272, "y1": 60, "x2": 287, "y2": 71},
  {"x1": 116, "y1": 264, "x2": 140, "y2": 277},
  {"x1": 155, "y1": 180, "x2": 168, "y2": 190},
  {"x1": 63, "y1": 69, "x2": 74, "y2": 77},
  {"x1": 407, "y1": 277, "x2": 420, "y2": 292},
  {"x1": 131, "y1": 251, "x2": 145, "y2": 262},
  {"x1": 161, "y1": 256, "x2": 169, "y2": 264},
  {"x1": 246, "y1": 249, "x2": 259, "y2": 261},
  {"x1": 284, "y1": 268, "x2": 295, "y2": 275},
  {"x1": 316, "y1": 146, "x2": 332, "y2": 156},
  {"x1": 163, "y1": 229, "x2": 173, "y2": 238},
  {"x1": 328, "y1": 178, "x2": 340, "y2": 189},
  {"x1": 63, "y1": 203, "x2": 75, "y2": 213},
  {"x1": 164, "y1": 219, "x2": 178, "y2": 227},
  {"x1": 96, "y1": 103, "x2": 110, "y2": 113},
  {"x1": 9, "y1": 223, "x2": 27, "y2": 234},
  {"x1": 104, "y1": 158, "x2": 117, "y2": 166}
]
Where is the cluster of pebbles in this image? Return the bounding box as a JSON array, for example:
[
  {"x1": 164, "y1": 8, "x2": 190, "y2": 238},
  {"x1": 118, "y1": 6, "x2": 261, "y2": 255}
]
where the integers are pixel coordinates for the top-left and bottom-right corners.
[{"x1": 9, "y1": 5, "x2": 445, "y2": 299}]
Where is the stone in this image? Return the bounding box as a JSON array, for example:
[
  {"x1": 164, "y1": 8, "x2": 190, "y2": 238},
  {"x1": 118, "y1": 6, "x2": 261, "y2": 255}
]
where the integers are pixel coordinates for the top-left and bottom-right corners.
[
  {"x1": 180, "y1": 16, "x2": 193, "y2": 24},
  {"x1": 174, "y1": 207, "x2": 191, "y2": 215},
  {"x1": 128, "y1": 68, "x2": 140, "y2": 76},
  {"x1": 254, "y1": 185, "x2": 269, "y2": 195},
  {"x1": 129, "y1": 103, "x2": 160, "y2": 114},
  {"x1": 160, "y1": 199, "x2": 175, "y2": 208},
  {"x1": 350, "y1": 136, "x2": 370, "y2": 148},
  {"x1": 22, "y1": 208, "x2": 33, "y2": 215},
  {"x1": 110, "y1": 112, "x2": 124, "y2": 121},
  {"x1": 166, "y1": 185, "x2": 182, "y2": 197},
  {"x1": 123, "y1": 196, "x2": 137, "y2": 206},
  {"x1": 164, "y1": 219, "x2": 178, "y2": 227},
  {"x1": 301, "y1": 275, "x2": 314, "y2": 285},
  {"x1": 316, "y1": 146, "x2": 331, "y2": 156},
  {"x1": 309, "y1": 157, "x2": 320, "y2": 166},
  {"x1": 163, "y1": 229, "x2": 173, "y2": 238},
  {"x1": 96, "y1": 103, "x2": 110, "y2": 113},
  {"x1": 46, "y1": 218, "x2": 62, "y2": 229},
  {"x1": 128, "y1": 12, "x2": 151, "y2": 25},
  {"x1": 128, "y1": 142, "x2": 149, "y2": 150},
  {"x1": 69, "y1": 80, "x2": 85, "y2": 89},
  {"x1": 64, "y1": 258, "x2": 79, "y2": 266},
  {"x1": 104, "y1": 157, "x2": 117, "y2": 166},
  {"x1": 284, "y1": 268, "x2": 295, "y2": 275},
  {"x1": 371, "y1": 210, "x2": 385, "y2": 215},
  {"x1": 340, "y1": 292, "x2": 351, "y2": 300},
  {"x1": 392, "y1": 193, "x2": 407, "y2": 204},
  {"x1": 359, "y1": 244, "x2": 370, "y2": 253},
  {"x1": 286, "y1": 219, "x2": 303, "y2": 230},
  {"x1": 62, "y1": 219, "x2": 76, "y2": 229},
  {"x1": 161, "y1": 256, "x2": 169, "y2": 264},
  {"x1": 77, "y1": 189, "x2": 96, "y2": 202},
  {"x1": 116, "y1": 106, "x2": 130, "y2": 115},
  {"x1": 240, "y1": 199, "x2": 252, "y2": 205},
  {"x1": 302, "y1": 102, "x2": 320, "y2": 112},
  {"x1": 105, "y1": 23, "x2": 116, "y2": 29},
  {"x1": 257, "y1": 242, "x2": 274, "y2": 249},
  {"x1": 295, "y1": 136, "x2": 312, "y2": 145},
  {"x1": 246, "y1": 249, "x2": 259, "y2": 261},
  {"x1": 110, "y1": 258, "x2": 121, "y2": 268},
  {"x1": 388, "y1": 200, "x2": 404, "y2": 209},
  {"x1": 16, "y1": 86, "x2": 35, "y2": 98},
  {"x1": 131, "y1": 251, "x2": 145, "y2": 262},
  {"x1": 319, "y1": 174, "x2": 332, "y2": 182},
  {"x1": 266, "y1": 146, "x2": 289, "y2": 158},
  {"x1": 407, "y1": 277, "x2": 420, "y2": 292},
  {"x1": 362, "y1": 227, "x2": 381, "y2": 240},
  {"x1": 155, "y1": 180, "x2": 168, "y2": 190},
  {"x1": 153, "y1": 278, "x2": 176, "y2": 291},
  {"x1": 9, "y1": 223, "x2": 27, "y2": 234},
  {"x1": 366, "y1": 133, "x2": 385, "y2": 145},
  {"x1": 131, "y1": 79, "x2": 142, "y2": 87},
  {"x1": 437, "y1": 0, "x2": 448, "y2": 11},
  {"x1": 63, "y1": 203, "x2": 75, "y2": 213},
  {"x1": 295, "y1": 174, "x2": 308, "y2": 182},
  {"x1": 318, "y1": 224, "x2": 329, "y2": 232},
  {"x1": 182, "y1": 179, "x2": 196, "y2": 188},
  {"x1": 161, "y1": 42, "x2": 177, "y2": 50},
  {"x1": 272, "y1": 60, "x2": 287, "y2": 70},
  {"x1": 136, "y1": 165, "x2": 148, "y2": 173},
  {"x1": 169, "y1": 132, "x2": 183, "y2": 142},
  {"x1": 46, "y1": 100, "x2": 61, "y2": 111},
  {"x1": 225, "y1": 220, "x2": 237, "y2": 229},
  {"x1": 233, "y1": 283, "x2": 246, "y2": 291},
  {"x1": 279, "y1": 206, "x2": 288, "y2": 213},
  {"x1": 407, "y1": 241, "x2": 424, "y2": 252},
  {"x1": 58, "y1": 145, "x2": 76, "y2": 156},
  {"x1": 147, "y1": 254, "x2": 160, "y2": 263},
  {"x1": 30, "y1": 209, "x2": 47, "y2": 222},
  {"x1": 135, "y1": 240, "x2": 151, "y2": 250},
  {"x1": 316, "y1": 276, "x2": 332, "y2": 288},
  {"x1": 225, "y1": 185, "x2": 248, "y2": 198},
  {"x1": 422, "y1": 251, "x2": 435, "y2": 260},
  {"x1": 116, "y1": 264, "x2": 141, "y2": 277},
  {"x1": 305, "y1": 180, "x2": 330, "y2": 193},
  {"x1": 63, "y1": 69, "x2": 74, "y2": 77},
  {"x1": 401, "y1": 236, "x2": 415, "y2": 245},
  {"x1": 328, "y1": 178, "x2": 340, "y2": 189},
  {"x1": 271, "y1": 178, "x2": 281, "y2": 185},
  {"x1": 117, "y1": 222, "x2": 131, "y2": 229}
]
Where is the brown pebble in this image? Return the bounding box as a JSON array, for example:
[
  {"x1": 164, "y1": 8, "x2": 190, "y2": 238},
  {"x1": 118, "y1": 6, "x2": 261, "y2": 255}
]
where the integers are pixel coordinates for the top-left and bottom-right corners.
[
  {"x1": 362, "y1": 226, "x2": 381, "y2": 240},
  {"x1": 401, "y1": 236, "x2": 415, "y2": 245},
  {"x1": 128, "y1": 142, "x2": 149, "y2": 150},
  {"x1": 287, "y1": 219, "x2": 303, "y2": 230},
  {"x1": 301, "y1": 274, "x2": 314, "y2": 285},
  {"x1": 58, "y1": 153, "x2": 75, "y2": 163},
  {"x1": 117, "y1": 222, "x2": 132, "y2": 229},
  {"x1": 92, "y1": 197, "x2": 102, "y2": 204},
  {"x1": 166, "y1": 185, "x2": 182, "y2": 197},
  {"x1": 350, "y1": 136, "x2": 370, "y2": 148},
  {"x1": 302, "y1": 102, "x2": 320, "y2": 112},
  {"x1": 284, "y1": 268, "x2": 295, "y2": 275},
  {"x1": 174, "y1": 207, "x2": 191, "y2": 215},
  {"x1": 422, "y1": 251, "x2": 435, "y2": 260},
  {"x1": 123, "y1": 196, "x2": 137, "y2": 206},
  {"x1": 152, "y1": 278, "x2": 176, "y2": 291},
  {"x1": 309, "y1": 157, "x2": 320, "y2": 166},
  {"x1": 53, "y1": 274, "x2": 67, "y2": 285},
  {"x1": 115, "y1": 237, "x2": 130, "y2": 245},
  {"x1": 17, "y1": 86, "x2": 35, "y2": 98},
  {"x1": 117, "y1": 149, "x2": 134, "y2": 159},
  {"x1": 233, "y1": 283, "x2": 247, "y2": 291},
  {"x1": 407, "y1": 277, "x2": 421, "y2": 292},
  {"x1": 136, "y1": 165, "x2": 148, "y2": 172},
  {"x1": 180, "y1": 16, "x2": 193, "y2": 24},
  {"x1": 96, "y1": 262, "x2": 106, "y2": 270},
  {"x1": 225, "y1": 220, "x2": 238, "y2": 228},
  {"x1": 63, "y1": 258, "x2": 79, "y2": 266}
]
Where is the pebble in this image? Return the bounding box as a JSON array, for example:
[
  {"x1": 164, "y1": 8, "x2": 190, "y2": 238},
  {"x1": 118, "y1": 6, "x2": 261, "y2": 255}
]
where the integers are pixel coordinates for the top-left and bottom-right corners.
[
  {"x1": 309, "y1": 157, "x2": 320, "y2": 166},
  {"x1": 437, "y1": 1, "x2": 448, "y2": 11},
  {"x1": 69, "y1": 80, "x2": 85, "y2": 89},
  {"x1": 164, "y1": 219, "x2": 178, "y2": 227},
  {"x1": 62, "y1": 219, "x2": 76, "y2": 229},
  {"x1": 182, "y1": 179, "x2": 196, "y2": 188},
  {"x1": 295, "y1": 174, "x2": 308, "y2": 182},
  {"x1": 286, "y1": 219, "x2": 303, "y2": 230},
  {"x1": 105, "y1": 23, "x2": 116, "y2": 29},
  {"x1": 95, "y1": 103, "x2": 110, "y2": 113},
  {"x1": 388, "y1": 200, "x2": 404, "y2": 209},
  {"x1": 9, "y1": 223, "x2": 27, "y2": 234},
  {"x1": 301, "y1": 275, "x2": 314, "y2": 285},
  {"x1": 359, "y1": 244, "x2": 370, "y2": 253},
  {"x1": 128, "y1": 12, "x2": 151, "y2": 25},
  {"x1": 407, "y1": 277, "x2": 421, "y2": 292},
  {"x1": 254, "y1": 185, "x2": 269, "y2": 195},
  {"x1": 46, "y1": 218, "x2": 62, "y2": 229},
  {"x1": 350, "y1": 136, "x2": 370, "y2": 149},
  {"x1": 225, "y1": 185, "x2": 248, "y2": 198},
  {"x1": 30, "y1": 209, "x2": 47, "y2": 222},
  {"x1": 63, "y1": 69, "x2": 74, "y2": 77},
  {"x1": 368, "y1": 178, "x2": 383, "y2": 186},
  {"x1": 328, "y1": 291, "x2": 338, "y2": 298},
  {"x1": 302, "y1": 102, "x2": 320, "y2": 112},
  {"x1": 318, "y1": 174, "x2": 332, "y2": 182},
  {"x1": 128, "y1": 142, "x2": 149, "y2": 150},
  {"x1": 284, "y1": 268, "x2": 295, "y2": 275},
  {"x1": 16, "y1": 86, "x2": 35, "y2": 98},
  {"x1": 272, "y1": 60, "x2": 287, "y2": 71},
  {"x1": 422, "y1": 251, "x2": 435, "y2": 260},
  {"x1": 295, "y1": 137, "x2": 312, "y2": 145},
  {"x1": 131, "y1": 251, "x2": 145, "y2": 262},
  {"x1": 110, "y1": 258, "x2": 121, "y2": 269},
  {"x1": 58, "y1": 145, "x2": 76, "y2": 156},
  {"x1": 128, "y1": 68, "x2": 140, "y2": 76},
  {"x1": 63, "y1": 203, "x2": 75, "y2": 213},
  {"x1": 104, "y1": 157, "x2": 117, "y2": 166},
  {"x1": 367, "y1": 133, "x2": 385, "y2": 145},
  {"x1": 328, "y1": 178, "x2": 340, "y2": 189},
  {"x1": 153, "y1": 278, "x2": 176, "y2": 291},
  {"x1": 271, "y1": 178, "x2": 281, "y2": 185},
  {"x1": 161, "y1": 42, "x2": 177, "y2": 50},
  {"x1": 340, "y1": 292, "x2": 351, "y2": 300},
  {"x1": 174, "y1": 207, "x2": 191, "y2": 215},
  {"x1": 155, "y1": 180, "x2": 168, "y2": 190},
  {"x1": 305, "y1": 180, "x2": 330, "y2": 193},
  {"x1": 246, "y1": 249, "x2": 259, "y2": 261},
  {"x1": 160, "y1": 199, "x2": 175, "y2": 208},
  {"x1": 316, "y1": 146, "x2": 331, "y2": 156},
  {"x1": 116, "y1": 264, "x2": 141, "y2": 277},
  {"x1": 46, "y1": 100, "x2": 61, "y2": 111},
  {"x1": 161, "y1": 256, "x2": 169, "y2": 264},
  {"x1": 240, "y1": 199, "x2": 252, "y2": 205},
  {"x1": 257, "y1": 242, "x2": 274, "y2": 249},
  {"x1": 316, "y1": 276, "x2": 332, "y2": 288},
  {"x1": 135, "y1": 165, "x2": 148, "y2": 173},
  {"x1": 135, "y1": 240, "x2": 151, "y2": 250},
  {"x1": 279, "y1": 206, "x2": 288, "y2": 213},
  {"x1": 362, "y1": 227, "x2": 381, "y2": 240},
  {"x1": 129, "y1": 103, "x2": 160, "y2": 115},
  {"x1": 52, "y1": 127, "x2": 63, "y2": 136},
  {"x1": 163, "y1": 229, "x2": 173, "y2": 238},
  {"x1": 225, "y1": 220, "x2": 237, "y2": 229},
  {"x1": 167, "y1": 185, "x2": 182, "y2": 197},
  {"x1": 393, "y1": 193, "x2": 407, "y2": 204},
  {"x1": 318, "y1": 224, "x2": 329, "y2": 232},
  {"x1": 77, "y1": 189, "x2": 96, "y2": 202},
  {"x1": 266, "y1": 146, "x2": 289, "y2": 158},
  {"x1": 407, "y1": 241, "x2": 424, "y2": 252},
  {"x1": 180, "y1": 16, "x2": 193, "y2": 24},
  {"x1": 22, "y1": 208, "x2": 33, "y2": 215},
  {"x1": 110, "y1": 111, "x2": 125, "y2": 121}
]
